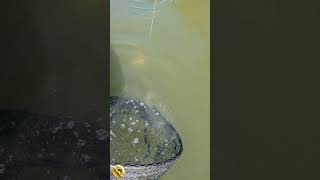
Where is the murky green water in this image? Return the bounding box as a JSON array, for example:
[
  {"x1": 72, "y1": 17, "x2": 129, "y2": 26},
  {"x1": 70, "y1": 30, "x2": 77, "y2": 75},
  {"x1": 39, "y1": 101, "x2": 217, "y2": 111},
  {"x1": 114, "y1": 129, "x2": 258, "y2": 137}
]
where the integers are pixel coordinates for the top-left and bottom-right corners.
[{"x1": 111, "y1": 0, "x2": 210, "y2": 179}]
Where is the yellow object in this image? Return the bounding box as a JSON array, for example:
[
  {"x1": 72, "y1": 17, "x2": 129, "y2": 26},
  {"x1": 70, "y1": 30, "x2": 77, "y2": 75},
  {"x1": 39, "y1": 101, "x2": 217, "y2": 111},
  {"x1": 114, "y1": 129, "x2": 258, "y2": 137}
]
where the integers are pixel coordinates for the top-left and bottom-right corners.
[{"x1": 112, "y1": 164, "x2": 126, "y2": 178}]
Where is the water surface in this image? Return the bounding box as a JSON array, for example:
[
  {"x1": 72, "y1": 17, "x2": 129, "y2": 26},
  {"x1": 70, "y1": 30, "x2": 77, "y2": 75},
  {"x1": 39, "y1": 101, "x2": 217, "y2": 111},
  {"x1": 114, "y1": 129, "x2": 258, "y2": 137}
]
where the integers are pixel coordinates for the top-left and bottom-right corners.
[{"x1": 111, "y1": 0, "x2": 210, "y2": 179}]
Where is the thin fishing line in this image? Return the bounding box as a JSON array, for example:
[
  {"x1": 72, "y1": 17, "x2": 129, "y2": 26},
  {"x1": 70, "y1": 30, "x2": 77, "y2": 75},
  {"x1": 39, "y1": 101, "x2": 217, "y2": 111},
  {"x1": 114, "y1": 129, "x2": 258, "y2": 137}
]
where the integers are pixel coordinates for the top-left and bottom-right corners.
[{"x1": 149, "y1": 0, "x2": 157, "y2": 37}]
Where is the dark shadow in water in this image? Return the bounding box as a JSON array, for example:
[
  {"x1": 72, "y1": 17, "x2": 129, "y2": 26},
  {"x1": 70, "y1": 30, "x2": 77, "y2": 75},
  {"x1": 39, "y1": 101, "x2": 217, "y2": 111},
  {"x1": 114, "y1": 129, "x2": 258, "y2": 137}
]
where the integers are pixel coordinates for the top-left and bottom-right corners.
[
  {"x1": 0, "y1": 0, "x2": 108, "y2": 123},
  {"x1": 0, "y1": 0, "x2": 108, "y2": 179},
  {"x1": 110, "y1": 47, "x2": 125, "y2": 95},
  {"x1": 0, "y1": 1, "x2": 48, "y2": 110}
]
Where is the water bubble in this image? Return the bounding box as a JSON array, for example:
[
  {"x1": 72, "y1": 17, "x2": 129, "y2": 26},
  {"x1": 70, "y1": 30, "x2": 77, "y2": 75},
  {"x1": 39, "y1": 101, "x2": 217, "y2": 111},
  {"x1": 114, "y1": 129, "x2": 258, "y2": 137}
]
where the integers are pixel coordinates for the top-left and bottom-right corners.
[
  {"x1": 96, "y1": 129, "x2": 108, "y2": 141},
  {"x1": 8, "y1": 155, "x2": 13, "y2": 162},
  {"x1": 132, "y1": 138, "x2": 139, "y2": 144},
  {"x1": 77, "y1": 139, "x2": 86, "y2": 148},
  {"x1": 63, "y1": 176, "x2": 71, "y2": 180},
  {"x1": 80, "y1": 154, "x2": 91, "y2": 163},
  {"x1": 84, "y1": 122, "x2": 91, "y2": 128},
  {"x1": 0, "y1": 164, "x2": 5, "y2": 174},
  {"x1": 66, "y1": 121, "x2": 75, "y2": 129},
  {"x1": 37, "y1": 153, "x2": 43, "y2": 158},
  {"x1": 52, "y1": 126, "x2": 61, "y2": 134},
  {"x1": 73, "y1": 131, "x2": 79, "y2": 137}
]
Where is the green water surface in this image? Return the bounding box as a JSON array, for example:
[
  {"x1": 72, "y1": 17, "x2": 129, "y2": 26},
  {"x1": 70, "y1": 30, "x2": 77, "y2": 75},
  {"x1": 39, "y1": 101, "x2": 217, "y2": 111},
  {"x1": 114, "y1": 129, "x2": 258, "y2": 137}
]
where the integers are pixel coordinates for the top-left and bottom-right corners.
[{"x1": 111, "y1": 0, "x2": 210, "y2": 179}]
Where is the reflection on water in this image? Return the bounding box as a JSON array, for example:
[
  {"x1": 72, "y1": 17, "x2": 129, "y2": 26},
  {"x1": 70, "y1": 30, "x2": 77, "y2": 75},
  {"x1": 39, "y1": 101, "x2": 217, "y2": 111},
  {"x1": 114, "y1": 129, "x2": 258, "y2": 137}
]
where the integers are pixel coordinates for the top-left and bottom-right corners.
[{"x1": 111, "y1": 0, "x2": 210, "y2": 179}]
